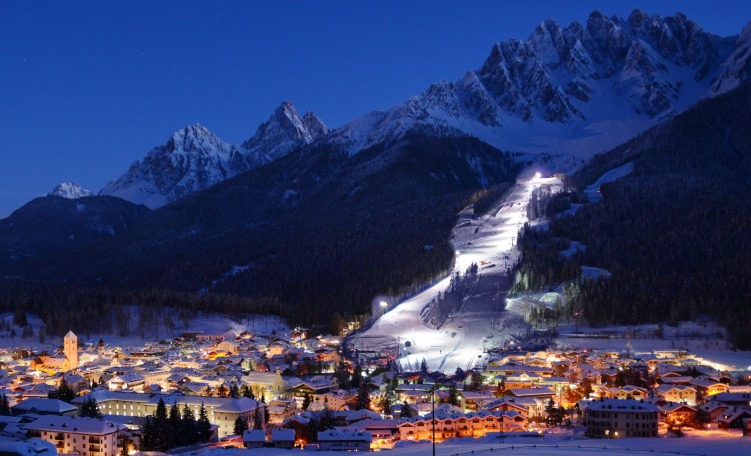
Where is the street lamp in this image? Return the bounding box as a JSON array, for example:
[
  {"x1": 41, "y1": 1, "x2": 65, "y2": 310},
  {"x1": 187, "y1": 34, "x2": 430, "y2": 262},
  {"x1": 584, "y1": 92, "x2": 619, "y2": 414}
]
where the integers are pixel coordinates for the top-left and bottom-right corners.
[
  {"x1": 429, "y1": 385, "x2": 436, "y2": 456},
  {"x1": 379, "y1": 301, "x2": 388, "y2": 317}
]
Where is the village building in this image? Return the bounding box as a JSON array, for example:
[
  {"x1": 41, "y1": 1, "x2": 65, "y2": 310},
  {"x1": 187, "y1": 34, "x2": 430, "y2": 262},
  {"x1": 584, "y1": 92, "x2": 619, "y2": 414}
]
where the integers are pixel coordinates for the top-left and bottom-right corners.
[
  {"x1": 24, "y1": 415, "x2": 126, "y2": 456},
  {"x1": 242, "y1": 429, "x2": 266, "y2": 448},
  {"x1": 654, "y1": 384, "x2": 697, "y2": 405},
  {"x1": 72, "y1": 391, "x2": 265, "y2": 438},
  {"x1": 10, "y1": 398, "x2": 78, "y2": 417},
  {"x1": 270, "y1": 428, "x2": 295, "y2": 449},
  {"x1": 317, "y1": 429, "x2": 372, "y2": 451},
  {"x1": 584, "y1": 399, "x2": 659, "y2": 438}
]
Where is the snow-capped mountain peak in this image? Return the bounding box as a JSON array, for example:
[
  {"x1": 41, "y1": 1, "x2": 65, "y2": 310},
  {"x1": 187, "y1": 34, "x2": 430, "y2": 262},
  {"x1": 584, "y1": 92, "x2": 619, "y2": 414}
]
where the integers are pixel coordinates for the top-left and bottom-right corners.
[
  {"x1": 100, "y1": 123, "x2": 242, "y2": 209},
  {"x1": 323, "y1": 9, "x2": 744, "y2": 167},
  {"x1": 241, "y1": 101, "x2": 328, "y2": 162},
  {"x1": 99, "y1": 101, "x2": 327, "y2": 209},
  {"x1": 710, "y1": 20, "x2": 751, "y2": 95},
  {"x1": 49, "y1": 183, "x2": 93, "y2": 199}
]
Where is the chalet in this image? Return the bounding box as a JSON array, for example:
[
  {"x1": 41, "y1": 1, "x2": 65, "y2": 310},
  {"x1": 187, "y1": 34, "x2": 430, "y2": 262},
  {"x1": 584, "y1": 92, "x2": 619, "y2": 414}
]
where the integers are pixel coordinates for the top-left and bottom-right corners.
[
  {"x1": 267, "y1": 399, "x2": 296, "y2": 425},
  {"x1": 606, "y1": 385, "x2": 649, "y2": 401},
  {"x1": 10, "y1": 398, "x2": 77, "y2": 416},
  {"x1": 217, "y1": 340, "x2": 241, "y2": 354},
  {"x1": 698, "y1": 401, "x2": 729, "y2": 421},
  {"x1": 317, "y1": 429, "x2": 371, "y2": 451},
  {"x1": 271, "y1": 428, "x2": 295, "y2": 449},
  {"x1": 654, "y1": 385, "x2": 697, "y2": 405},
  {"x1": 398, "y1": 408, "x2": 526, "y2": 442},
  {"x1": 718, "y1": 407, "x2": 751, "y2": 429},
  {"x1": 242, "y1": 371, "x2": 285, "y2": 397},
  {"x1": 708, "y1": 392, "x2": 751, "y2": 408},
  {"x1": 659, "y1": 402, "x2": 696, "y2": 426},
  {"x1": 690, "y1": 378, "x2": 729, "y2": 397},
  {"x1": 483, "y1": 397, "x2": 529, "y2": 417},
  {"x1": 458, "y1": 391, "x2": 497, "y2": 412},
  {"x1": 107, "y1": 374, "x2": 146, "y2": 392},
  {"x1": 242, "y1": 429, "x2": 266, "y2": 449}
]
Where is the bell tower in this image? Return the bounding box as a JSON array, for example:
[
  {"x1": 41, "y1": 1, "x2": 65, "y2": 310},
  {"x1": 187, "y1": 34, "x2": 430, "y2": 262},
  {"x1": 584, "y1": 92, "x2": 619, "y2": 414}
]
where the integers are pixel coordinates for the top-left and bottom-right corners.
[{"x1": 64, "y1": 330, "x2": 78, "y2": 371}]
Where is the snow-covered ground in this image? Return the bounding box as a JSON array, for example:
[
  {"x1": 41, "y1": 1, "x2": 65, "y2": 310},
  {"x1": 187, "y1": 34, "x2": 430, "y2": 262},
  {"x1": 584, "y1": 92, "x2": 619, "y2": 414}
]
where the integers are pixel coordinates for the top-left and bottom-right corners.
[
  {"x1": 584, "y1": 161, "x2": 634, "y2": 203},
  {"x1": 191, "y1": 428, "x2": 751, "y2": 456},
  {"x1": 350, "y1": 174, "x2": 562, "y2": 373},
  {"x1": 0, "y1": 311, "x2": 289, "y2": 352},
  {"x1": 352, "y1": 162, "x2": 751, "y2": 375}
]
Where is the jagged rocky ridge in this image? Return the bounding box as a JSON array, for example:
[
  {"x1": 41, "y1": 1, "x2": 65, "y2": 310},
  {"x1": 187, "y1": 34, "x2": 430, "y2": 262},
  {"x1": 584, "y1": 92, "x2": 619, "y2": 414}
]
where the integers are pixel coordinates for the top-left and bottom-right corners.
[
  {"x1": 325, "y1": 10, "x2": 742, "y2": 165},
  {"x1": 100, "y1": 101, "x2": 327, "y2": 209},
  {"x1": 96, "y1": 10, "x2": 749, "y2": 209},
  {"x1": 49, "y1": 183, "x2": 93, "y2": 199}
]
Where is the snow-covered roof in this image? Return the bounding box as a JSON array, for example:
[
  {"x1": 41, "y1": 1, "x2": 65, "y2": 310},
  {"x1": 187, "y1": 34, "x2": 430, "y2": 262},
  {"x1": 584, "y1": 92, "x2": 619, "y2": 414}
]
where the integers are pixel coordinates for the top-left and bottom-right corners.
[
  {"x1": 23, "y1": 415, "x2": 126, "y2": 435},
  {"x1": 10, "y1": 398, "x2": 77, "y2": 414},
  {"x1": 585, "y1": 399, "x2": 659, "y2": 412}
]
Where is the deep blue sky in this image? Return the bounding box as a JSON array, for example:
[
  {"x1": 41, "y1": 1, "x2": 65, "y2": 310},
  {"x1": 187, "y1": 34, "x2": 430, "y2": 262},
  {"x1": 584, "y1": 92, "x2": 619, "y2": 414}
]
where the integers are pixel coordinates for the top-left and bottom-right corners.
[{"x1": 1, "y1": 1, "x2": 749, "y2": 218}]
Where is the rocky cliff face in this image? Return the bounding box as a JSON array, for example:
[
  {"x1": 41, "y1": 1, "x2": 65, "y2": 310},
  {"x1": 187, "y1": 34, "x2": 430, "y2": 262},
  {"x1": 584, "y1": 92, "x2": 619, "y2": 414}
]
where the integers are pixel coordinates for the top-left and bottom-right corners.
[
  {"x1": 100, "y1": 102, "x2": 327, "y2": 209},
  {"x1": 98, "y1": 10, "x2": 750, "y2": 208},
  {"x1": 326, "y1": 10, "x2": 742, "y2": 165},
  {"x1": 49, "y1": 183, "x2": 93, "y2": 199}
]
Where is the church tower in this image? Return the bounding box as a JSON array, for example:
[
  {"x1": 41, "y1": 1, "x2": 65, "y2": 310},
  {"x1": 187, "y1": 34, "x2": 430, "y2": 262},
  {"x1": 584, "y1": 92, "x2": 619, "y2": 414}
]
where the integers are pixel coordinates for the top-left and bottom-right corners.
[
  {"x1": 64, "y1": 330, "x2": 78, "y2": 371},
  {"x1": 98, "y1": 338, "x2": 105, "y2": 357}
]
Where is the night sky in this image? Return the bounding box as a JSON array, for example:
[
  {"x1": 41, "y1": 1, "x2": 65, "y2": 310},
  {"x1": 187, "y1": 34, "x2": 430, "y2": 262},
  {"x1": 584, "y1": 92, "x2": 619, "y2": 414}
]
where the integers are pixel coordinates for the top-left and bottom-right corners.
[{"x1": 1, "y1": 1, "x2": 749, "y2": 218}]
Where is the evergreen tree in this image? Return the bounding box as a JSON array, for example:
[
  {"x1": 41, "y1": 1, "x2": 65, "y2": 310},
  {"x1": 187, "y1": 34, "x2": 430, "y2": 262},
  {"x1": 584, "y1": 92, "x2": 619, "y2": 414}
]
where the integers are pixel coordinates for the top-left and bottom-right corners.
[
  {"x1": 420, "y1": 358, "x2": 429, "y2": 376},
  {"x1": 379, "y1": 395, "x2": 391, "y2": 416},
  {"x1": 351, "y1": 365, "x2": 362, "y2": 389},
  {"x1": 302, "y1": 392, "x2": 312, "y2": 411},
  {"x1": 355, "y1": 382, "x2": 371, "y2": 411},
  {"x1": 447, "y1": 383, "x2": 459, "y2": 406},
  {"x1": 181, "y1": 404, "x2": 198, "y2": 445},
  {"x1": 253, "y1": 406, "x2": 263, "y2": 430},
  {"x1": 168, "y1": 402, "x2": 181, "y2": 449},
  {"x1": 49, "y1": 378, "x2": 75, "y2": 402},
  {"x1": 197, "y1": 403, "x2": 212, "y2": 442},
  {"x1": 260, "y1": 395, "x2": 270, "y2": 424},
  {"x1": 79, "y1": 396, "x2": 102, "y2": 418},
  {"x1": 152, "y1": 397, "x2": 169, "y2": 451},
  {"x1": 401, "y1": 400, "x2": 413, "y2": 419},
  {"x1": 229, "y1": 384, "x2": 240, "y2": 398},
  {"x1": 140, "y1": 416, "x2": 156, "y2": 451},
  {"x1": 0, "y1": 394, "x2": 9, "y2": 416},
  {"x1": 233, "y1": 416, "x2": 248, "y2": 435},
  {"x1": 217, "y1": 384, "x2": 229, "y2": 398}
]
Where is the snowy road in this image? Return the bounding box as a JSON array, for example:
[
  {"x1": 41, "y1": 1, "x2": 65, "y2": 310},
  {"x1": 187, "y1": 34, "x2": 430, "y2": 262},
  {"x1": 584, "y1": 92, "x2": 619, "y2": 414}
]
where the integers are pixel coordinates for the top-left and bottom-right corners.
[{"x1": 350, "y1": 174, "x2": 561, "y2": 373}]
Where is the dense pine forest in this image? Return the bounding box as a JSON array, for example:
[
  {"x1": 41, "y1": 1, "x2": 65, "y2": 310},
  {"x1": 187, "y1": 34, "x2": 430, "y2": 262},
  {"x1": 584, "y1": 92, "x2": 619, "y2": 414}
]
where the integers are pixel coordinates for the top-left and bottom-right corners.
[
  {"x1": 0, "y1": 133, "x2": 522, "y2": 336},
  {"x1": 510, "y1": 83, "x2": 751, "y2": 349}
]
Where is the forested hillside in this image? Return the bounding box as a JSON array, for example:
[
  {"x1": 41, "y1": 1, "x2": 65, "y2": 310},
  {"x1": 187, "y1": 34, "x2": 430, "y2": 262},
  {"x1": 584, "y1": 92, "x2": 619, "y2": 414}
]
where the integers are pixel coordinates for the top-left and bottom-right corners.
[
  {"x1": 511, "y1": 83, "x2": 751, "y2": 348},
  {"x1": 0, "y1": 133, "x2": 521, "y2": 335}
]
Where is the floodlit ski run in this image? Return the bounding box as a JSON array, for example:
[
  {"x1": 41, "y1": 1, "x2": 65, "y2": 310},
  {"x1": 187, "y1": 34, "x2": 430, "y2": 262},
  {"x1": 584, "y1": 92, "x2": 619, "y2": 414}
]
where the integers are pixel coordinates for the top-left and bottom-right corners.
[{"x1": 350, "y1": 173, "x2": 561, "y2": 373}]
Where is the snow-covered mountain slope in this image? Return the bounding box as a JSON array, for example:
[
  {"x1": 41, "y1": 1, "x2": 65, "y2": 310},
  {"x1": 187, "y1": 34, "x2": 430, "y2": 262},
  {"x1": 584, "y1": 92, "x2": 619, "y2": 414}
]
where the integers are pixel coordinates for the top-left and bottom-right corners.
[
  {"x1": 710, "y1": 22, "x2": 751, "y2": 95},
  {"x1": 240, "y1": 101, "x2": 327, "y2": 162},
  {"x1": 49, "y1": 183, "x2": 93, "y2": 199},
  {"x1": 98, "y1": 11, "x2": 749, "y2": 208},
  {"x1": 326, "y1": 10, "x2": 743, "y2": 168},
  {"x1": 100, "y1": 102, "x2": 326, "y2": 209}
]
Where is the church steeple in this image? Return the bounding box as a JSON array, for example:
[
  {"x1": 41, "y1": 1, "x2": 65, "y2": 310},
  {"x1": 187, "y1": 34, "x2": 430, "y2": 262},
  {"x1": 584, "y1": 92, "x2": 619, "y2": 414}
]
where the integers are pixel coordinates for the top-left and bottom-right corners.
[{"x1": 64, "y1": 330, "x2": 78, "y2": 371}]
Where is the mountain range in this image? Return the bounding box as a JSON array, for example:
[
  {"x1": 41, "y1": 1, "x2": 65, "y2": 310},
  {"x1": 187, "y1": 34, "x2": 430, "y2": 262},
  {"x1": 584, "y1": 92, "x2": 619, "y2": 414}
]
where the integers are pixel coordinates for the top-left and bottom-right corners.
[{"x1": 2, "y1": 10, "x2": 751, "y2": 335}]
